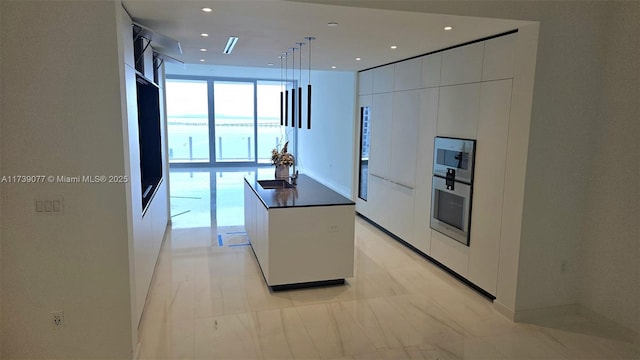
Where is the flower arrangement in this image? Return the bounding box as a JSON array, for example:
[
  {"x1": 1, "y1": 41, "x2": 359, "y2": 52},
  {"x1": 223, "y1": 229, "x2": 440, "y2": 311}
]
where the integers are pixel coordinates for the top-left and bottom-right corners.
[{"x1": 271, "y1": 141, "x2": 295, "y2": 167}]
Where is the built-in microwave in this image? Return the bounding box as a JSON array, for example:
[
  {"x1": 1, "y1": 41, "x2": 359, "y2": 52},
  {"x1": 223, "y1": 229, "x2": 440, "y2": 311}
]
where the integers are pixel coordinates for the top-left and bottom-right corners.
[
  {"x1": 431, "y1": 176, "x2": 472, "y2": 245},
  {"x1": 433, "y1": 137, "x2": 476, "y2": 184}
]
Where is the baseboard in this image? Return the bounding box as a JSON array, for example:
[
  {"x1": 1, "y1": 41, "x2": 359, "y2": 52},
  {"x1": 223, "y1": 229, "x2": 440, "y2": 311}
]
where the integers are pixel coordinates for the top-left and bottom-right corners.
[
  {"x1": 514, "y1": 303, "x2": 639, "y2": 344},
  {"x1": 493, "y1": 300, "x2": 516, "y2": 321},
  {"x1": 579, "y1": 305, "x2": 639, "y2": 344},
  {"x1": 514, "y1": 303, "x2": 580, "y2": 322}
]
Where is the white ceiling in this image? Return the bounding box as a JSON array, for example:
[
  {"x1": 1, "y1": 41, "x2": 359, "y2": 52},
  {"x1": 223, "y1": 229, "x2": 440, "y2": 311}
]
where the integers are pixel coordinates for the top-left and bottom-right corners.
[{"x1": 122, "y1": 0, "x2": 526, "y2": 71}]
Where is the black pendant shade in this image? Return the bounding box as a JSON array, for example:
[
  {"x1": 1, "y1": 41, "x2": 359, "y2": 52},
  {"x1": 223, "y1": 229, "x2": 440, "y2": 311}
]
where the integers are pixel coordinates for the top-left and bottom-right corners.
[
  {"x1": 298, "y1": 87, "x2": 302, "y2": 128},
  {"x1": 284, "y1": 90, "x2": 288, "y2": 126},
  {"x1": 280, "y1": 91, "x2": 284, "y2": 126},
  {"x1": 307, "y1": 84, "x2": 312, "y2": 129},
  {"x1": 291, "y1": 89, "x2": 295, "y2": 128}
]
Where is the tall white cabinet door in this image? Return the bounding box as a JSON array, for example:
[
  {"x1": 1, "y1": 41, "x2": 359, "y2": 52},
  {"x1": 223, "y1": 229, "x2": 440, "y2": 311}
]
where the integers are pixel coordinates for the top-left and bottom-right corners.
[
  {"x1": 385, "y1": 182, "x2": 415, "y2": 243},
  {"x1": 467, "y1": 79, "x2": 512, "y2": 295},
  {"x1": 359, "y1": 70, "x2": 374, "y2": 95},
  {"x1": 394, "y1": 57, "x2": 422, "y2": 91},
  {"x1": 421, "y1": 53, "x2": 442, "y2": 88},
  {"x1": 437, "y1": 83, "x2": 481, "y2": 139},
  {"x1": 440, "y1": 42, "x2": 484, "y2": 86},
  {"x1": 390, "y1": 89, "x2": 420, "y2": 188},
  {"x1": 482, "y1": 33, "x2": 516, "y2": 81},
  {"x1": 373, "y1": 64, "x2": 395, "y2": 93},
  {"x1": 369, "y1": 93, "x2": 393, "y2": 178},
  {"x1": 412, "y1": 88, "x2": 439, "y2": 255}
]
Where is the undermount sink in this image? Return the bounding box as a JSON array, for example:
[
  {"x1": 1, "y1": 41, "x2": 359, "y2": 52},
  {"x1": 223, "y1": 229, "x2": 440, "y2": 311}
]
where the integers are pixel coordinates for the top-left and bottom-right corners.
[{"x1": 258, "y1": 179, "x2": 293, "y2": 189}]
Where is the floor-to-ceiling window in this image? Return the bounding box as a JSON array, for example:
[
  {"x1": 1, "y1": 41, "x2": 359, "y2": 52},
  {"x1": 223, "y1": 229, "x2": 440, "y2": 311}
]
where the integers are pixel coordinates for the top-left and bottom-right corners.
[
  {"x1": 166, "y1": 76, "x2": 294, "y2": 166},
  {"x1": 166, "y1": 79, "x2": 210, "y2": 163}
]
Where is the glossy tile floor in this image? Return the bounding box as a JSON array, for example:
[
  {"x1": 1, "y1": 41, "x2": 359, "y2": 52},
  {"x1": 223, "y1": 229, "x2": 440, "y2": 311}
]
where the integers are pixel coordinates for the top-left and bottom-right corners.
[{"x1": 137, "y1": 167, "x2": 639, "y2": 359}]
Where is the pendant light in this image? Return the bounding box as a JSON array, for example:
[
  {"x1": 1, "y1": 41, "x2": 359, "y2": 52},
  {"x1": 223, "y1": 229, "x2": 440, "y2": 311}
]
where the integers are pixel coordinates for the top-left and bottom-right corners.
[
  {"x1": 304, "y1": 36, "x2": 316, "y2": 129},
  {"x1": 284, "y1": 52, "x2": 289, "y2": 127},
  {"x1": 290, "y1": 47, "x2": 297, "y2": 128},
  {"x1": 296, "y1": 42, "x2": 305, "y2": 129},
  {"x1": 279, "y1": 55, "x2": 284, "y2": 126}
]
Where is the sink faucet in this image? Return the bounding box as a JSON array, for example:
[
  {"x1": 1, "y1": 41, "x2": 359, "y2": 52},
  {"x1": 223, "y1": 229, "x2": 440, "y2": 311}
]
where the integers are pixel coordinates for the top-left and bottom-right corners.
[{"x1": 290, "y1": 170, "x2": 299, "y2": 185}]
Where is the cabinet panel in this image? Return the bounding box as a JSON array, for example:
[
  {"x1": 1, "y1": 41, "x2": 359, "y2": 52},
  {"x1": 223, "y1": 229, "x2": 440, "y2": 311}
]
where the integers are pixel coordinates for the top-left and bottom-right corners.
[
  {"x1": 390, "y1": 90, "x2": 420, "y2": 187},
  {"x1": 394, "y1": 57, "x2": 422, "y2": 91},
  {"x1": 482, "y1": 33, "x2": 516, "y2": 81},
  {"x1": 421, "y1": 53, "x2": 442, "y2": 88},
  {"x1": 386, "y1": 182, "x2": 415, "y2": 245},
  {"x1": 467, "y1": 79, "x2": 512, "y2": 295},
  {"x1": 431, "y1": 230, "x2": 469, "y2": 277},
  {"x1": 358, "y1": 70, "x2": 374, "y2": 95},
  {"x1": 412, "y1": 88, "x2": 439, "y2": 255},
  {"x1": 441, "y1": 42, "x2": 484, "y2": 86},
  {"x1": 437, "y1": 83, "x2": 481, "y2": 139},
  {"x1": 369, "y1": 93, "x2": 393, "y2": 178},
  {"x1": 373, "y1": 64, "x2": 395, "y2": 93},
  {"x1": 367, "y1": 174, "x2": 390, "y2": 229}
]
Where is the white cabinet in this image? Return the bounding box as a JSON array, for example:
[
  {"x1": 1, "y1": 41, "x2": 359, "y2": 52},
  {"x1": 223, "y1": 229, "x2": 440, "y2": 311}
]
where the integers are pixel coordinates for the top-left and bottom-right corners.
[
  {"x1": 431, "y1": 230, "x2": 469, "y2": 277},
  {"x1": 394, "y1": 57, "x2": 422, "y2": 91},
  {"x1": 390, "y1": 90, "x2": 420, "y2": 187},
  {"x1": 369, "y1": 93, "x2": 393, "y2": 178},
  {"x1": 421, "y1": 53, "x2": 442, "y2": 88},
  {"x1": 437, "y1": 83, "x2": 481, "y2": 139},
  {"x1": 482, "y1": 33, "x2": 516, "y2": 81},
  {"x1": 385, "y1": 182, "x2": 415, "y2": 244},
  {"x1": 440, "y1": 42, "x2": 484, "y2": 86},
  {"x1": 412, "y1": 88, "x2": 439, "y2": 255},
  {"x1": 367, "y1": 174, "x2": 390, "y2": 229},
  {"x1": 373, "y1": 64, "x2": 395, "y2": 93},
  {"x1": 358, "y1": 70, "x2": 374, "y2": 95},
  {"x1": 244, "y1": 180, "x2": 355, "y2": 286},
  {"x1": 467, "y1": 79, "x2": 512, "y2": 295}
]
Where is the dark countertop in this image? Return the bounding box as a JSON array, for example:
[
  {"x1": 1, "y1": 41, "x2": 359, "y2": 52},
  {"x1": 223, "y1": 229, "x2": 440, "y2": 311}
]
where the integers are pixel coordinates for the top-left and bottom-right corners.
[{"x1": 245, "y1": 174, "x2": 355, "y2": 209}]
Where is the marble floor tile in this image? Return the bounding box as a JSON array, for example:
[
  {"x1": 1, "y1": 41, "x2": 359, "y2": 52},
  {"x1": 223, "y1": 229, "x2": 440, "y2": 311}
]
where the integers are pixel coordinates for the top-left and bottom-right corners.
[{"x1": 134, "y1": 167, "x2": 637, "y2": 359}]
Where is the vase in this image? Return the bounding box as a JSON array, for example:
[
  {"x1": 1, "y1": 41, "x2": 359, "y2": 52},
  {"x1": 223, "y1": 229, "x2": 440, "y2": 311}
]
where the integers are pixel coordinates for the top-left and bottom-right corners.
[{"x1": 275, "y1": 164, "x2": 290, "y2": 179}]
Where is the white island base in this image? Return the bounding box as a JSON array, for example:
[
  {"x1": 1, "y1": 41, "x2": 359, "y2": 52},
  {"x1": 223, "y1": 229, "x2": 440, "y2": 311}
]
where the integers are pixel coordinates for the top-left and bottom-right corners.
[{"x1": 244, "y1": 178, "x2": 355, "y2": 290}]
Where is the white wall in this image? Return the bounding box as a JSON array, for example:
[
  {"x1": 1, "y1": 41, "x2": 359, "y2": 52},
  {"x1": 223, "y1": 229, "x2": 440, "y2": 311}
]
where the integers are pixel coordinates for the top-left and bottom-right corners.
[
  {"x1": 296, "y1": 70, "x2": 357, "y2": 197},
  {"x1": 1, "y1": 1, "x2": 133, "y2": 358},
  {"x1": 579, "y1": 3, "x2": 639, "y2": 333}
]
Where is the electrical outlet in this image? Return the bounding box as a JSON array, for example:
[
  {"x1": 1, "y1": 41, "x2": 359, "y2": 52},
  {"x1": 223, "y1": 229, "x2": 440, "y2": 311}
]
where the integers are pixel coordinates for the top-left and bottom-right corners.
[{"x1": 51, "y1": 311, "x2": 64, "y2": 328}]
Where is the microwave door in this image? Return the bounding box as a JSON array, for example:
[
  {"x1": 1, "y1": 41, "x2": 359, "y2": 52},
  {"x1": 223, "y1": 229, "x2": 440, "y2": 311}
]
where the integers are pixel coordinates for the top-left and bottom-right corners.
[
  {"x1": 433, "y1": 137, "x2": 476, "y2": 184},
  {"x1": 430, "y1": 176, "x2": 472, "y2": 245}
]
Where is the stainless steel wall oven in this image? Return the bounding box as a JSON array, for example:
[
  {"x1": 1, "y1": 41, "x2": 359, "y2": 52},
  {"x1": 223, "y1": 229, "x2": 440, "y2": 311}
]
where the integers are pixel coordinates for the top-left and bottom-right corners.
[{"x1": 430, "y1": 137, "x2": 476, "y2": 246}]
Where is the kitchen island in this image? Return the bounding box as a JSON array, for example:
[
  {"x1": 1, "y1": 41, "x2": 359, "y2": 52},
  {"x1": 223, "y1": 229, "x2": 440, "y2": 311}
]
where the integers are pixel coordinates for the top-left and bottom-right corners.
[{"x1": 243, "y1": 174, "x2": 355, "y2": 290}]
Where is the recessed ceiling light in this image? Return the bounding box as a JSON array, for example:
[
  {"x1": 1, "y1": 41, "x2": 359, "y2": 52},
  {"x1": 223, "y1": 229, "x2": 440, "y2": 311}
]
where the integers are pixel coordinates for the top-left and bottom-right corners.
[
  {"x1": 444, "y1": 26, "x2": 453, "y2": 31},
  {"x1": 390, "y1": 45, "x2": 397, "y2": 49},
  {"x1": 199, "y1": 59, "x2": 205, "y2": 62},
  {"x1": 331, "y1": 66, "x2": 337, "y2": 69},
  {"x1": 267, "y1": 63, "x2": 274, "y2": 66},
  {"x1": 355, "y1": 57, "x2": 361, "y2": 61},
  {"x1": 201, "y1": 7, "x2": 212, "y2": 13},
  {"x1": 200, "y1": 48, "x2": 207, "y2": 52},
  {"x1": 200, "y1": 33, "x2": 209, "y2": 37},
  {"x1": 327, "y1": 22, "x2": 339, "y2": 27}
]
